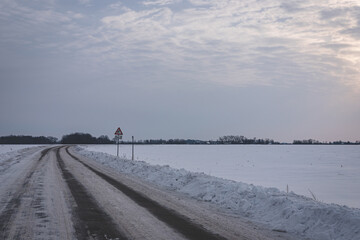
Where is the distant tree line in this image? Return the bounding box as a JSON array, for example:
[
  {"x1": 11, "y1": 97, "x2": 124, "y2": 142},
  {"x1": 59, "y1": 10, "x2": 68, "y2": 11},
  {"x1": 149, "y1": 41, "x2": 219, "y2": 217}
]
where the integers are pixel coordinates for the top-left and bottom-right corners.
[
  {"x1": 123, "y1": 135, "x2": 280, "y2": 145},
  {"x1": 0, "y1": 135, "x2": 58, "y2": 144},
  {"x1": 1, "y1": 133, "x2": 359, "y2": 145},
  {"x1": 293, "y1": 139, "x2": 360, "y2": 145},
  {"x1": 217, "y1": 135, "x2": 279, "y2": 144},
  {"x1": 130, "y1": 139, "x2": 207, "y2": 144},
  {"x1": 60, "y1": 133, "x2": 113, "y2": 144},
  {"x1": 0, "y1": 133, "x2": 114, "y2": 144}
]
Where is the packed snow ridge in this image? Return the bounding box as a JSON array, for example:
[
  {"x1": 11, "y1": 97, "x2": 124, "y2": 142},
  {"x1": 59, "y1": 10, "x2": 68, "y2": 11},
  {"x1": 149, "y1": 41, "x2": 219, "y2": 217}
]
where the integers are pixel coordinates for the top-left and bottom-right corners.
[
  {"x1": 76, "y1": 147, "x2": 359, "y2": 240},
  {"x1": 0, "y1": 145, "x2": 39, "y2": 172}
]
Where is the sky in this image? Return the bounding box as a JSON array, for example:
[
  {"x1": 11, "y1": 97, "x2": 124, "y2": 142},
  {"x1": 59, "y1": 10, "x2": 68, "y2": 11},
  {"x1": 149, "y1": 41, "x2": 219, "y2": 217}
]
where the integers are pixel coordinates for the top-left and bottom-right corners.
[{"x1": 0, "y1": 0, "x2": 359, "y2": 142}]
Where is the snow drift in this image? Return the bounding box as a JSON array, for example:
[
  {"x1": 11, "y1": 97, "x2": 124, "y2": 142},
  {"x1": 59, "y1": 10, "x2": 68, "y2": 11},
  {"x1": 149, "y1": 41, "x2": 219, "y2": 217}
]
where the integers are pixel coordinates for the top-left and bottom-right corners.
[{"x1": 76, "y1": 147, "x2": 360, "y2": 240}]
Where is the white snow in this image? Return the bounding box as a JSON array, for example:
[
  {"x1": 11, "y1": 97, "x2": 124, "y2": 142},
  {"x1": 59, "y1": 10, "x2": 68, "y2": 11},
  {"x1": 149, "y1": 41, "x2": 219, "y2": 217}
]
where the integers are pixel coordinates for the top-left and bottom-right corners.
[
  {"x1": 81, "y1": 144, "x2": 360, "y2": 208},
  {"x1": 77, "y1": 145, "x2": 360, "y2": 240},
  {"x1": 0, "y1": 145, "x2": 43, "y2": 169},
  {"x1": 0, "y1": 144, "x2": 40, "y2": 155},
  {"x1": 0, "y1": 145, "x2": 46, "y2": 214}
]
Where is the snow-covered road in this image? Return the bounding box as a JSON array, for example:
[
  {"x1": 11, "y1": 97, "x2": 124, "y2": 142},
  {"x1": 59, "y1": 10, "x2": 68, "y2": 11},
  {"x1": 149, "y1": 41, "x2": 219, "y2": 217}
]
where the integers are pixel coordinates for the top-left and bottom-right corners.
[
  {"x1": 0, "y1": 146, "x2": 298, "y2": 240},
  {"x1": 0, "y1": 146, "x2": 74, "y2": 239}
]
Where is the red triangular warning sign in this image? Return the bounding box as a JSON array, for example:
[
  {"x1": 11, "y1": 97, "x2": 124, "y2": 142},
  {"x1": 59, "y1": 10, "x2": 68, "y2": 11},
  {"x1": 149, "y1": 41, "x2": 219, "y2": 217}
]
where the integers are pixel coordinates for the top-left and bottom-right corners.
[{"x1": 115, "y1": 127, "x2": 123, "y2": 135}]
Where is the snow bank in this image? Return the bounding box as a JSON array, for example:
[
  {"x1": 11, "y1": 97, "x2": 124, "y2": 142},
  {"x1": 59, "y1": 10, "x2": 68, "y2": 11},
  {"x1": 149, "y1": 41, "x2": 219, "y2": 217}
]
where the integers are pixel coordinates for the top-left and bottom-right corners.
[
  {"x1": 82, "y1": 144, "x2": 360, "y2": 208},
  {"x1": 0, "y1": 145, "x2": 36, "y2": 165},
  {"x1": 0, "y1": 145, "x2": 38, "y2": 155},
  {"x1": 0, "y1": 145, "x2": 43, "y2": 176},
  {"x1": 76, "y1": 147, "x2": 360, "y2": 240}
]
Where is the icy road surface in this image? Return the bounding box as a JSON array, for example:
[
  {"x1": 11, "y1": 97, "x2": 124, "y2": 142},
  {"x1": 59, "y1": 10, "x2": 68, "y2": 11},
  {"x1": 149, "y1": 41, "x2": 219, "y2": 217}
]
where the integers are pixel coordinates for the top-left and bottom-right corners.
[{"x1": 0, "y1": 146, "x2": 299, "y2": 240}]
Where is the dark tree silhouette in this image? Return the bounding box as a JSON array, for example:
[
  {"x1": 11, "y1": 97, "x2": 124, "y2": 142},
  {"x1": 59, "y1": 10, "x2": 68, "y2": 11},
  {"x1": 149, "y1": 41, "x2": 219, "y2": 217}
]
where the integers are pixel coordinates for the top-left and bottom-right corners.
[
  {"x1": 61, "y1": 133, "x2": 97, "y2": 144},
  {"x1": 0, "y1": 135, "x2": 58, "y2": 144}
]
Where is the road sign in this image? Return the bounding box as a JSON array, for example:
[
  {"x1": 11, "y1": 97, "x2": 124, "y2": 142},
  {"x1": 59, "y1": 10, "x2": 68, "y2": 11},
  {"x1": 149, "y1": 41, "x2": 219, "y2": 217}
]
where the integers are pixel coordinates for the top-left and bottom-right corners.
[
  {"x1": 115, "y1": 127, "x2": 123, "y2": 136},
  {"x1": 115, "y1": 127, "x2": 123, "y2": 157}
]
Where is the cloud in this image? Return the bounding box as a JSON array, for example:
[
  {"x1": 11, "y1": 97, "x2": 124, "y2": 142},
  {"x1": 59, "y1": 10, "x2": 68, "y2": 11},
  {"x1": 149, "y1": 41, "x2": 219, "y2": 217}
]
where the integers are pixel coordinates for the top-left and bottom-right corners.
[
  {"x1": 94, "y1": 1, "x2": 360, "y2": 89},
  {"x1": 1, "y1": 0, "x2": 359, "y2": 90},
  {"x1": 142, "y1": 0, "x2": 181, "y2": 6},
  {"x1": 78, "y1": 0, "x2": 91, "y2": 5},
  {"x1": 108, "y1": 2, "x2": 123, "y2": 10},
  {"x1": 1, "y1": 0, "x2": 359, "y2": 141},
  {"x1": 280, "y1": 1, "x2": 306, "y2": 13},
  {"x1": 187, "y1": 0, "x2": 213, "y2": 6}
]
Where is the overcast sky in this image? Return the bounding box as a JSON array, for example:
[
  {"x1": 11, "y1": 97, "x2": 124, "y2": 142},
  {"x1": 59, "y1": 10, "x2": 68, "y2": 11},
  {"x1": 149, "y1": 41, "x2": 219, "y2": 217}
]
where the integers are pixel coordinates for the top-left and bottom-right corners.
[{"x1": 1, "y1": 0, "x2": 359, "y2": 142}]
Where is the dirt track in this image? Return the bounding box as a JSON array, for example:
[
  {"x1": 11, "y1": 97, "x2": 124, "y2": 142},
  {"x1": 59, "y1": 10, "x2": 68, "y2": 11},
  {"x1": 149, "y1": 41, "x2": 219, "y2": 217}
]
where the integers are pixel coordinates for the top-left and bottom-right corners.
[{"x1": 0, "y1": 146, "x2": 298, "y2": 240}]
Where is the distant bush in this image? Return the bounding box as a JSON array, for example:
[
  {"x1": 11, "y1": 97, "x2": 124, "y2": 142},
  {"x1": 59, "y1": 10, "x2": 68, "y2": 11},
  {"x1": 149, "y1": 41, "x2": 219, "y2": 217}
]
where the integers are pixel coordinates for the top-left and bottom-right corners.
[
  {"x1": 61, "y1": 132, "x2": 96, "y2": 144},
  {"x1": 60, "y1": 132, "x2": 114, "y2": 144},
  {"x1": 293, "y1": 139, "x2": 360, "y2": 145},
  {"x1": 218, "y1": 135, "x2": 279, "y2": 144},
  {"x1": 124, "y1": 136, "x2": 280, "y2": 145},
  {"x1": 96, "y1": 135, "x2": 113, "y2": 144},
  {"x1": 0, "y1": 135, "x2": 58, "y2": 144},
  {"x1": 293, "y1": 139, "x2": 321, "y2": 144}
]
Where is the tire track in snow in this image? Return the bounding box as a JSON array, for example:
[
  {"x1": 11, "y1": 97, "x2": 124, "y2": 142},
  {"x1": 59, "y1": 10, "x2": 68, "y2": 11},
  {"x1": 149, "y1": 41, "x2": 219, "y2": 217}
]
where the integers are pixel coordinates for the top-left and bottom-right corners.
[
  {"x1": 56, "y1": 147, "x2": 128, "y2": 240},
  {"x1": 65, "y1": 147, "x2": 227, "y2": 240},
  {"x1": 0, "y1": 147, "x2": 55, "y2": 239}
]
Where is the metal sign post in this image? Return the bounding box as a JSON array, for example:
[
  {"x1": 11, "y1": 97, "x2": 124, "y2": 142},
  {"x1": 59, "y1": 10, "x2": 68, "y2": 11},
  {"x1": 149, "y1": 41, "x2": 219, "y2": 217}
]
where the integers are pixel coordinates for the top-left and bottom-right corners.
[
  {"x1": 116, "y1": 136, "x2": 119, "y2": 157},
  {"x1": 114, "y1": 127, "x2": 123, "y2": 157},
  {"x1": 132, "y1": 136, "x2": 134, "y2": 160}
]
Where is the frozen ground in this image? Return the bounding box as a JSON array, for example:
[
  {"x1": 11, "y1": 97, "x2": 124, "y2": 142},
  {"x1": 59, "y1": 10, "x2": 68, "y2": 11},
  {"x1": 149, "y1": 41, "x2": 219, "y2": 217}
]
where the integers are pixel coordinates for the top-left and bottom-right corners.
[
  {"x1": 77, "y1": 145, "x2": 360, "y2": 240},
  {"x1": 1, "y1": 146, "x2": 297, "y2": 239},
  {"x1": 0, "y1": 144, "x2": 41, "y2": 154},
  {"x1": 82, "y1": 144, "x2": 360, "y2": 208}
]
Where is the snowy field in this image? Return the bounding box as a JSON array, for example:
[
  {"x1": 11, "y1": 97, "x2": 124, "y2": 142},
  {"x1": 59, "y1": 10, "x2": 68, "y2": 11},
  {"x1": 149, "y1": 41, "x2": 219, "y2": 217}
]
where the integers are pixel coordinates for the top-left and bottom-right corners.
[
  {"x1": 0, "y1": 145, "x2": 43, "y2": 167},
  {"x1": 82, "y1": 144, "x2": 360, "y2": 209},
  {"x1": 77, "y1": 145, "x2": 360, "y2": 240},
  {"x1": 1, "y1": 145, "x2": 358, "y2": 239},
  {"x1": 0, "y1": 144, "x2": 41, "y2": 154}
]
